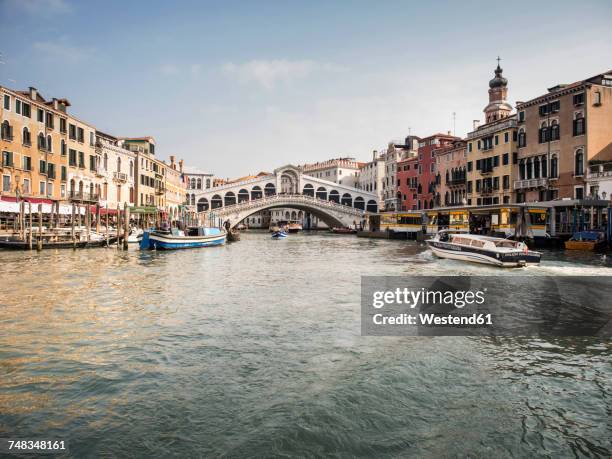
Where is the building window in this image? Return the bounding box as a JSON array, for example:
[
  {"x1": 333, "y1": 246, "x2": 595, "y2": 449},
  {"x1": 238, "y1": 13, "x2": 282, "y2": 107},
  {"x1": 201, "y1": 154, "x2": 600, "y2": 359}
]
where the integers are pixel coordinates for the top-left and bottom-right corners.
[
  {"x1": 46, "y1": 135, "x2": 52, "y2": 152},
  {"x1": 2, "y1": 175, "x2": 10, "y2": 192},
  {"x1": 61, "y1": 139, "x2": 66, "y2": 155},
  {"x1": 2, "y1": 150, "x2": 13, "y2": 167},
  {"x1": 551, "y1": 155, "x2": 558, "y2": 178},
  {"x1": 594, "y1": 91, "x2": 602, "y2": 106},
  {"x1": 37, "y1": 109, "x2": 44, "y2": 123},
  {"x1": 1, "y1": 120, "x2": 13, "y2": 141},
  {"x1": 502, "y1": 153, "x2": 509, "y2": 165},
  {"x1": 538, "y1": 122, "x2": 549, "y2": 143},
  {"x1": 22, "y1": 102, "x2": 31, "y2": 118},
  {"x1": 518, "y1": 129, "x2": 526, "y2": 148},
  {"x1": 60, "y1": 118, "x2": 67, "y2": 133},
  {"x1": 503, "y1": 175, "x2": 510, "y2": 190},
  {"x1": 573, "y1": 113, "x2": 585, "y2": 136},
  {"x1": 39, "y1": 181, "x2": 46, "y2": 195},
  {"x1": 69, "y1": 149, "x2": 77, "y2": 167},
  {"x1": 77, "y1": 127, "x2": 84, "y2": 143},
  {"x1": 550, "y1": 120, "x2": 560, "y2": 141},
  {"x1": 3, "y1": 94, "x2": 10, "y2": 110},
  {"x1": 69, "y1": 124, "x2": 76, "y2": 140},
  {"x1": 23, "y1": 155, "x2": 31, "y2": 171},
  {"x1": 23, "y1": 178, "x2": 30, "y2": 194},
  {"x1": 22, "y1": 127, "x2": 31, "y2": 146},
  {"x1": 574, "y1": 149, "x2": 584, "y2": 176},
  {"x1": 575, "y1": 186, "x2": 584, "y2": 200},
  {"x1": 573, "y1": 92, "x2": 584, "y2": 105}
]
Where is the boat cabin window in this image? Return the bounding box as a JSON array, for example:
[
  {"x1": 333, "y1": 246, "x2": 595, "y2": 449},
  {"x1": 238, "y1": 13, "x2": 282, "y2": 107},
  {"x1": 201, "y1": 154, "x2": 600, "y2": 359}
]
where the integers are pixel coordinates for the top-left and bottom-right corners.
[
  {"x1": 495, "y1": 240, "x2": 518, "y2": 248},
  {"x1": 398, "y1": 214, "x2": 421, "y2": 225},
  {"x1": 451, "y1": 236, "x2": 471, "y2": 245},
  {"x1": 470, "y1": 239, "x2": 486, "y2": 248}
]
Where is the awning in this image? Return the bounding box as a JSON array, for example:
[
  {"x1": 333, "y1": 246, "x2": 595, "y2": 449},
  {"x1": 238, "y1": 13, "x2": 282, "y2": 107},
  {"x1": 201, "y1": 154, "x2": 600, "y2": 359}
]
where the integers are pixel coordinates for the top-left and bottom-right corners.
[
  {"x1": 129, "y1": 206, "x2": 158, "y2": 214},
  {"x1": 0, "y1": 200, "x2": 85, "y2": 215}
]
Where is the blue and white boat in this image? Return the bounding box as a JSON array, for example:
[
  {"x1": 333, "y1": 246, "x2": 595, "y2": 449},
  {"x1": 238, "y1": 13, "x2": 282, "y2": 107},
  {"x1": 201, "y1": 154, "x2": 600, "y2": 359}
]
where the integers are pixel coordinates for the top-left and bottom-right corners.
[
  {"x1": 140, "y1": 227, "x2": 226, "y2": 250},
  {"x1": 271, "y1": 231, "x2": 288, "y2": 239}
]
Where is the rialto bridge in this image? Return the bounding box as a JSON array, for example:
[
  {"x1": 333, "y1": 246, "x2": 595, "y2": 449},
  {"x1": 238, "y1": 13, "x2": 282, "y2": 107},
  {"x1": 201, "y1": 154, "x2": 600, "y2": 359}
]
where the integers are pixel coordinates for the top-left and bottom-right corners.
[{"x1": 191, "y1": 165, "x2": 379, "y2": 229}]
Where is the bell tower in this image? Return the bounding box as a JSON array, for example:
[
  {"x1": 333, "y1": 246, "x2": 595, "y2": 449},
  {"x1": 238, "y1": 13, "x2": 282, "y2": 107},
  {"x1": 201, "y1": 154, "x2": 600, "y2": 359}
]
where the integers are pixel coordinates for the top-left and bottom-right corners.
[{"x1": 484, "y1": 57, "x2": 512, "y2": 123}]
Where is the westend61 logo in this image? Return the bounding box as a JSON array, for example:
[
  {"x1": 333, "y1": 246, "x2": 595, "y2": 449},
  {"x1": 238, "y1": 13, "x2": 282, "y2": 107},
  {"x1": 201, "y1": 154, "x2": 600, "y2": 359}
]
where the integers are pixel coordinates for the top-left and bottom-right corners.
[{"x1": 361, "y1": 276, "x2": 612, "y2": 337}]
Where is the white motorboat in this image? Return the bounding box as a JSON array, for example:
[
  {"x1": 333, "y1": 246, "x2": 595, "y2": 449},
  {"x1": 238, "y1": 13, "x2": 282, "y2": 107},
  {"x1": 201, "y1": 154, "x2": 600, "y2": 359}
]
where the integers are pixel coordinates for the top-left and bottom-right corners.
[{"x1": 426, "y1": 231, "x2": 541, "y2": 267}]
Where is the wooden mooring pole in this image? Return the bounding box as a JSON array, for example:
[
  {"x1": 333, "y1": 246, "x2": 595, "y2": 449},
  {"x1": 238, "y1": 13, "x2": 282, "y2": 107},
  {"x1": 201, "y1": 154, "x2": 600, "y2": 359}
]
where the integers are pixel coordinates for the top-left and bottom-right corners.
[
  {"x1": 28, "y1": 202, "x2": 33, "y2": 250},
  {"x1": 71, "y1": 203, "x2": 76, "y2": 248},
  {"x1": 37, "y1": 204, "x2": 43, "y2": 251},
  {"x1": 117, "y1": 204, "x2": 122, "y2": 250},
  {"x1": 123, "y1": 203, "x2": 130, "y2": 250}
]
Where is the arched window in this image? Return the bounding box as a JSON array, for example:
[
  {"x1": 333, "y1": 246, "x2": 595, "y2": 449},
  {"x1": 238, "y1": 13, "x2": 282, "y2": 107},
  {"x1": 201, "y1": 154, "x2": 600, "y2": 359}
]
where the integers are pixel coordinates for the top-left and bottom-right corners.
[
  {"x1": 303, "y1": 184, "x2": 314, "y2": 196},
  {"x1": 518, "y1": 128, "x2": 526, "y2": 148},
  {"x1": 197, "y1": 178, "x2": 202, "y2": 189},
  {"x1": 103, "y1": 153, "x2": 108, "y2": 170},
  {"x1": 1, "y1": 121, "x2": 12, "y2": 140},
  {"x1": 551, "y1": 155, "x2": 558, "y2": 178},
  {"x1": 46, "y1": 135, "x2": 52, "y2": 152},
  {"x1": 541, "y1": 155, "x2": 547, "y2": 178},
  {"x1": 190, "y1": 178, "x2": 196, "y2": 189},
  {"x1": 130, "y1": 161, "x2": 133, "y2": 177},
  {"x1": 22, "y1": 127, "x2": 31, "y2": 146},
  {"x1": 550, "y1": 120, "x2": 560, "y2": 141},
  {"x1": 117, "y1": 157, "x2": 121, "y2": 173},
  {"x1": 575, "y1": 149, "x2": 584, "y2": 176},
  {"x1": 526, "y1": 158, "x2": 533, "y2": 180},
  {"x1": 38, "y1": 132, "x2": 46, "y2": 150},
  {"x1": 534, "y1": 156, "x2": 540, "y2": 178},
  {"x1": 538, "y1": 122, "x2": 548, "y2": 143},
  {"x1": 573, "y1": 113, "x2": 585, "y2": 136}
]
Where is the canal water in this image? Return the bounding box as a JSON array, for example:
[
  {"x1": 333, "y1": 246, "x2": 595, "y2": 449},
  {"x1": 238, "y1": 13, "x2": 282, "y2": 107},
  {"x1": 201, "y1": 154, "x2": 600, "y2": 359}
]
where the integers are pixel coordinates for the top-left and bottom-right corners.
[{"x1": 0, "y1": 232, "x2": 611, "y2": 457}]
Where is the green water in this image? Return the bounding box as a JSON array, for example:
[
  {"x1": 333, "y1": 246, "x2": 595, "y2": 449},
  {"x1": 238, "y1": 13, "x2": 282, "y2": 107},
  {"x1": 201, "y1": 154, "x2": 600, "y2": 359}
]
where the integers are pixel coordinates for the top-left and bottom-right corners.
[{"x1": 0, "y1": 232, "x2": 611, "y2": 457}]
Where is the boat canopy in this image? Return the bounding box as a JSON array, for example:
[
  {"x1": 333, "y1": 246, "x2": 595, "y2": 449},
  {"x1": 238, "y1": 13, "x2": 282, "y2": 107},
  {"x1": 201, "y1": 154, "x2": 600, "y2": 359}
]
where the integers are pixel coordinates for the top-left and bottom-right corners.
[{"x1": 570, "y1": 231, "x2": 604, "y2": 241}]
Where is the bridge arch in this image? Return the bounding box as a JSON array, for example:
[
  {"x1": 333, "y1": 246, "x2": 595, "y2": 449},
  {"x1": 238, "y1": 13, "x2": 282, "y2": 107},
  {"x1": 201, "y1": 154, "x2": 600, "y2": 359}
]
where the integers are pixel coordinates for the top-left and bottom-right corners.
[
  {"x1": 341, "y1": 193, "x2": 352, "y2": 207},
  {"x1": 211, "y1": 194, "x2": 223, "y2": 209},
  {"x1": 197, "y1": 197, "x2": 209, "y2": 212},
  {"x1": 303, "y1": 184, "x2": 314, "y2": 196},
  {"x1": 251, "y1": 186, "x2": 262, "y2": 200},
  {"x1": 264, "y1": 183, "x2": 276, "y2": 196},
  {"x1": 238, "y1": 189, "x2": 249, "y2": 203},
  {"x1": 224, "y1": 191, "x2": 236, "y2": 206},
  {"x1": 329, "y1": 190, "x2": 340, "y2": 203}
]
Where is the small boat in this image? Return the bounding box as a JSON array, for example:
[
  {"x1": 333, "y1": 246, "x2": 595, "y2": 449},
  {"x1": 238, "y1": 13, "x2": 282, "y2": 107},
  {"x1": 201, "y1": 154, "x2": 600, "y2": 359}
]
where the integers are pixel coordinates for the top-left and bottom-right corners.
[
  {"x1": 140, "y1": 227, "x2": 226, "y2": 250},
  {"x1": 269, "y1": 224, "x2": 281, "y2": 233},
  {"x1": 564, "y1": 231, "x2": 607, "y2": 251},
  {"x1": 127, "y1": 227, "x2": 144, "y2": 244},
  {"x1": 0, "y1": 235, "x2": 117, "y2": 250},
  {"x1": 331, "y1": 227, "x2": 357, "y2": 234},
  {"x1": 271, "y1": 231, "x2": 288, "y2": 239},
  {"x1": 427, "y1": 230, "x2": 541, "y2": 267},
  {"x1": 287, "y1": 221, "x2": 302, "y2": 233}
]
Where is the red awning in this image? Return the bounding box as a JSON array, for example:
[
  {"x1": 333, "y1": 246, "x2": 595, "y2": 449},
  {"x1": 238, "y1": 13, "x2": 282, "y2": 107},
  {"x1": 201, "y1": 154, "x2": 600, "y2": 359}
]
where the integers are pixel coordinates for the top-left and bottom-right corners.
[{"x1": 1, "y1": 196, "x2": 54, "y2": 204}]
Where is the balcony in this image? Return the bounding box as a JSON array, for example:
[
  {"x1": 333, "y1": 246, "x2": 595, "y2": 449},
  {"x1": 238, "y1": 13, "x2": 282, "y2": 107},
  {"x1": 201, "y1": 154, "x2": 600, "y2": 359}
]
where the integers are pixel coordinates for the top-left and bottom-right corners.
[
  {"x1": 114, "y1": 171, "x2": 128, "y2": 182},
  {"x1": 446, "y1": 178, "x2": 466, "y2": 186},
  {"x1": 587, "y1": 169, "x2": 612, "y2": 180},
  {"x1": 96, "y1": 167, "x2": 107, "y2": 178},
  {"x1": 155, "y1": 186, "x2": 165, "y2": 195},
  {"x1": 69, "y1": 190, "x2": 99, "y2": 202},
  {"x1": 513, "y1": 178, "x2": 548, "y2": 190}
]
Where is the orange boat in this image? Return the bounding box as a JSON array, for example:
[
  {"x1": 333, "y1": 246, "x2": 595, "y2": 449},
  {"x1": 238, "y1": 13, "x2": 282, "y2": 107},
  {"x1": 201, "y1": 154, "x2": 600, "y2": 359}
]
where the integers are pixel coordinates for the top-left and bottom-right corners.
[{"x1": 564, "y1": 231, "x2": 607, "y2": 251}]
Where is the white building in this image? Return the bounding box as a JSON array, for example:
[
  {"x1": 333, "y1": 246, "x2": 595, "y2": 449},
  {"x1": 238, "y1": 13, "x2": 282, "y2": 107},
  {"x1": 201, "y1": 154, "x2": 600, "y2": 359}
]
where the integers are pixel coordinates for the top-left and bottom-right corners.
[
  {"x1": 357, "y1": 150, "x2": 386, "y2": 209},
  {"x1": 587, "y1": 161, "x2": 612, "y2": 200},
  {"x1": 95, "y1": 131, "x2": 136, "y2": 209},
  {"x1": 301, "y1": 157, "x2": 363, "y2": 188},
  {"x1": 183, "y1": 167, "x2": 215, "y2": 210}
]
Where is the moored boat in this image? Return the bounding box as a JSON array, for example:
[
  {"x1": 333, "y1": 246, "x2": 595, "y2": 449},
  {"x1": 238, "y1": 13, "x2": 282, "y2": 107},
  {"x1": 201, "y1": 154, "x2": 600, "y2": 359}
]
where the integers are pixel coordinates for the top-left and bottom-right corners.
[
  {"x1": 564, "y1": 231, "x2": 606, "y2": 251},
  {"x1": 140, "y1": 227, "x2": 226, "y2": 250},
  {"x1": 287, "y1": 221, "x2": 302, "y2": 233},
  {"x1": 331, "y1": 227, "x2": 357, "y2": 234},
  {"x1": 0, "y1": 235, "x2": 118, "y2": 250},
  {"x1": 426, "y1": 230, "x2": 541, "y2": 267}
]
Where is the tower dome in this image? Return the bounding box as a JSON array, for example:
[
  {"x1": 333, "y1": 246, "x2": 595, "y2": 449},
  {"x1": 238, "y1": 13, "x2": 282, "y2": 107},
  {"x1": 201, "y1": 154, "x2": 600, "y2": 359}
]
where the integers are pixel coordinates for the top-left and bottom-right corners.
[{"x1": 489, "y1": 64, "x2": 508, "y2": 89}]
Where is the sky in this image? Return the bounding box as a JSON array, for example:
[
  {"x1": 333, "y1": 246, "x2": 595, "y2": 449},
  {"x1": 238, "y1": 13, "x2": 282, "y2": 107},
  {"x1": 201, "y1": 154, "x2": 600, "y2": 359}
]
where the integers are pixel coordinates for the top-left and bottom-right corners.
[{"x1": 1, "y1": 0, "x2": 611, "y2": 178}]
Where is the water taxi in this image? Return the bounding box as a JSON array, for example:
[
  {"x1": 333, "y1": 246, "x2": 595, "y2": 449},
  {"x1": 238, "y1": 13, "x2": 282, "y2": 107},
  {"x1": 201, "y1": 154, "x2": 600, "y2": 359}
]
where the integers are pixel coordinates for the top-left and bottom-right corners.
[
  {"x1": 331, "y1": 227, "x2": 357, "y2": 234},
  {"x1": 271, "y1": 231, "x2": 288, "y2": 239},
  {"x1": 140, "y1": 227, "x2": 226, "y2": 250},
  {"x1": 427, "y1": 231, "x2": 541, "y2": 267}
]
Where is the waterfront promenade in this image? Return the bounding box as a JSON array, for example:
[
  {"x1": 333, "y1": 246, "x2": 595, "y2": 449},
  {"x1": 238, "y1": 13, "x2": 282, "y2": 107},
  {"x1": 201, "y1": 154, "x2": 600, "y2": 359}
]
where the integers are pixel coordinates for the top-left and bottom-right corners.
[{"x1": 1, "y1": 232, "x2": 611, "y2": 457}]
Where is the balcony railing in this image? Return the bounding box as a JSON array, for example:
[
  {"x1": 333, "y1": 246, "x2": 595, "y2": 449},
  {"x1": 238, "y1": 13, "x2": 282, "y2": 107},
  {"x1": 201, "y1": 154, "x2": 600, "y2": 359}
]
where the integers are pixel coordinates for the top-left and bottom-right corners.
[
  {"x1": 446, "y1": 178, "x2": 466, "y2": 186},
  {"x1": 513, "y1": 178, "x2": 548, "y2": 190},
  {"x1": 69, "y1": 190, "x2": 99, "y2": 202},
  {"x1": 155, "y1": 186, "x2": 165, "y2": 195},
  {"x1": 114, "y1": 171, "x2": 128, "y2": 182},
  {"x1": 587, "y1": 170, "x2": 612, "y2": 180}
]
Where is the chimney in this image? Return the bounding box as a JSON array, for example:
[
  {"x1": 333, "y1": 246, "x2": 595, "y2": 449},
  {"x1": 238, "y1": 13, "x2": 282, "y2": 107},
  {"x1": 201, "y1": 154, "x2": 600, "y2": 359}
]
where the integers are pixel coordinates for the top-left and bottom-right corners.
[
  {"x1": 52, "y1": 98, "x2": 59, "y2": 110},
  {"x1": 178, "y1": 159, "x2": 184, "y2": 173},
  {"x1": 29, "y1": 87, "x2": 37, "y2": 100},
  {"x1": 473, "y1": 120, "x2": 480, "y2": 130},
  {"x1": 372, "y1": 150, "x2": 377, "y2": 161},
  {"x1": 447, "y1": 131, "x2": 451, "y2": 135},
  {"x1": 169, "y1": 155, "x2": 176, "y2": 170}
]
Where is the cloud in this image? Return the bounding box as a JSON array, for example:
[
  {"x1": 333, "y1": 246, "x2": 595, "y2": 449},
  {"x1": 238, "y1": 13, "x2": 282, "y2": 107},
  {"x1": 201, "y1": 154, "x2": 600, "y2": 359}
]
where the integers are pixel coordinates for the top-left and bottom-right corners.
[
  {"x1": 221, "y1": 59, "x2": 343, "y2": 89},
  {"x1": 159, "y1": 63, "x2": 180, "y2": 76},
  {"x1": 6, "y1": 0, "x2": 72, "y2": 14},
  {"x1": 32, "y1": 40, "x2": 92, "y2": 64}
]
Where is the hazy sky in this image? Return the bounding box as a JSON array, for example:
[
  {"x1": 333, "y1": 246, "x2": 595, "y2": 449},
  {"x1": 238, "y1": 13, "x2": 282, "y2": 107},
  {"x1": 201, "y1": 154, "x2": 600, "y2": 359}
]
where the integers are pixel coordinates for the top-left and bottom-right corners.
[{"x1": 1, "y1": 0, "x2": 611, "y2": 177}]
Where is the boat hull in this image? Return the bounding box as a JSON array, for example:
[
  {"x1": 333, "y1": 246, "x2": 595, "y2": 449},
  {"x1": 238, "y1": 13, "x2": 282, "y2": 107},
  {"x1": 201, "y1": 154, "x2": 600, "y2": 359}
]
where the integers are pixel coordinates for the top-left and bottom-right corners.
[
  {"x1": 0, "y1": 237, "x2": 118, "y2": 250},
  {"x1": 427, "y1": 240, "x2": 541, "y2": 267},
  {"x1": 564, "y1": 240, "x2": 606, "y2": 251},
  {"x1": 141, "y1": 231, "x2": 226, "y2": 250}
]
